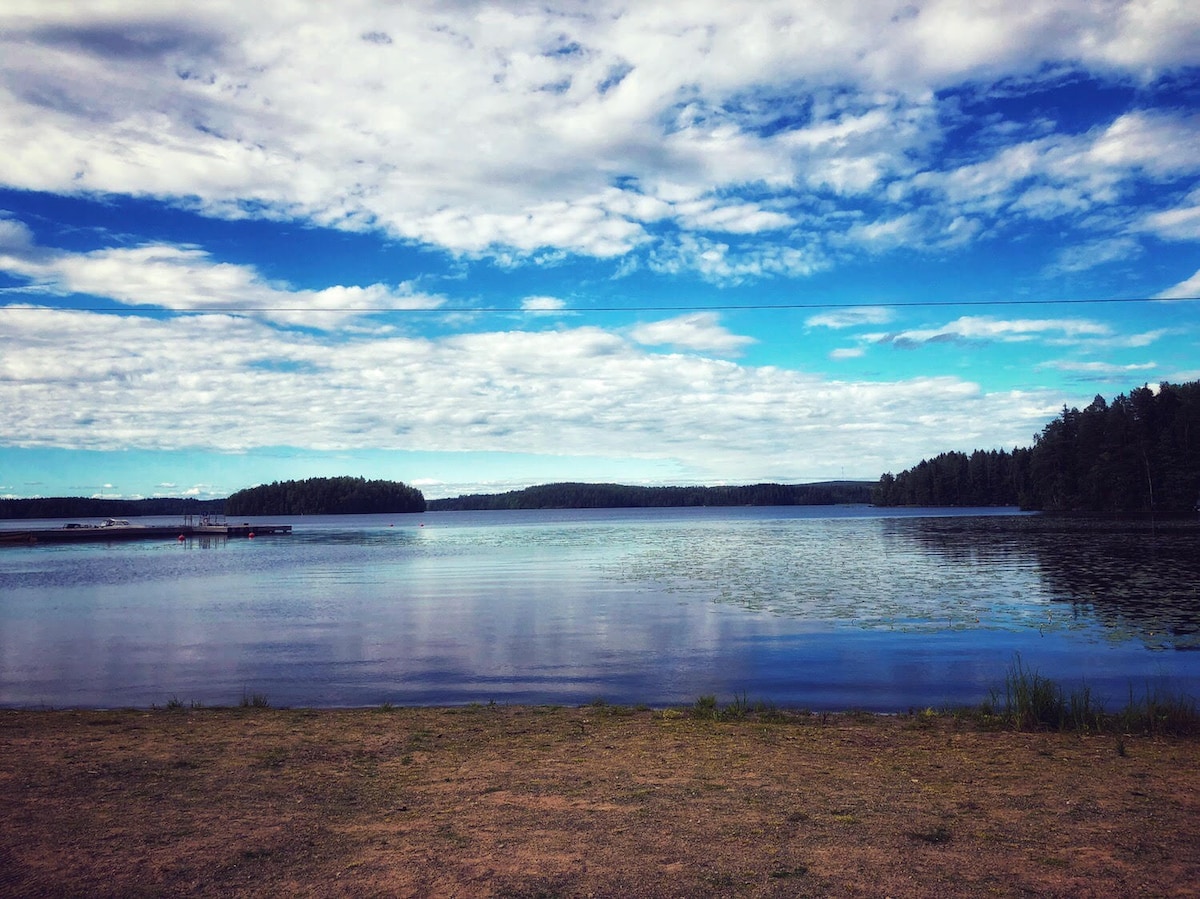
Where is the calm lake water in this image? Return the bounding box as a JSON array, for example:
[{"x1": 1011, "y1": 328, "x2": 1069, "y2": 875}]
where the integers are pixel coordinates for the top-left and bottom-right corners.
[{"x1": 2, "y1": 506, "x2": 1198, "y2": 710}]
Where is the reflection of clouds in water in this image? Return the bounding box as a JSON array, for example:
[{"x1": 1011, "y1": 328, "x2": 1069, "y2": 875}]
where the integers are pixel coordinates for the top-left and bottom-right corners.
[
  {"x1": 4, "y1": 510, "x2": 1200, "y2": 709},
  {"x1": 606, "y1": 516, "x2": 1200, "y2": 648},
  {"x1": 887, "y1": 516, "x2": 1200, "y2": 649}
]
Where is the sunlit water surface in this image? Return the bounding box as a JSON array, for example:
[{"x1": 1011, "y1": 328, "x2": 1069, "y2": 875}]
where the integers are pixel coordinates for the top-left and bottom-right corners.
[{"x1": 2, "y1": 507, "x2": 1198, "y2": 709}]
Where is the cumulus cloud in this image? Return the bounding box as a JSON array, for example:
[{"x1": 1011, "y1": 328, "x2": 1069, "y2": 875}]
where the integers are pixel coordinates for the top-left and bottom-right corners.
[
  {"x1": 0, "y1": 306, "x2": 1060, "y2": 480},
  {"x1": 0, "y1": 226, "x2": 443, "y2": 326},
  {"x1": 647, "y1": 234, "x2": 828, "y2": 283},
  {"x1": 0, "y1": 1, "x2": 1195, "y2": 271},
  {"x1": 521, "y1": 295, "x2": 568, "y2": 312},
  {"x1": 629, "y1": 312, "x2": 755, "y2": 355}
]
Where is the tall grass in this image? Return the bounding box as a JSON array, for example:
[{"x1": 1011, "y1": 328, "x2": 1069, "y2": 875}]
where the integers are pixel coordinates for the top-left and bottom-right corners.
[
  {"x1": 985, "y1": 655, "x2": 1200, "y2": 736},
  {"x1": 1116, "y1": 683, "x2": 1200, "y2": 737}
]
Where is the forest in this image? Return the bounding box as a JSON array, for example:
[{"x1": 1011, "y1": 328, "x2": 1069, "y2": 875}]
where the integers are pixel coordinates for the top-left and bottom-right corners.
[
  {"x1": 224, "y1": 477, "x2": 426, "y2": 515},
  {"x1": 873, "y1": 380, "x2": 1200, "y2": 512},
  {"x1": 0, "y1": 496, "x2": 224, "y2": 520},
  {"x1": 426, "y1": 481, "x2": 873, "y2": 511}
]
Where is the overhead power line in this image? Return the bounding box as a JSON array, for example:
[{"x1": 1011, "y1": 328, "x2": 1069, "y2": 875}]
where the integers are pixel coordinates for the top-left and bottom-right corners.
[{"x1": 0, "y1": 295, "x2": 1196, "y2": 314}]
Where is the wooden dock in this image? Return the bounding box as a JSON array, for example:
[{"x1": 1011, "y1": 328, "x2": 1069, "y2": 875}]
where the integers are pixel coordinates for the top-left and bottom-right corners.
[{"x1": 0, "y1": 520, "x2": 292, "y2": 545}]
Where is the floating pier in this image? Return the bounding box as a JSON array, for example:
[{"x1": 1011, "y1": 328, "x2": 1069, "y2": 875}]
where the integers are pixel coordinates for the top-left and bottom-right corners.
[{"x1": 0, "y1": 517, "x2": 292, "y2": 545}]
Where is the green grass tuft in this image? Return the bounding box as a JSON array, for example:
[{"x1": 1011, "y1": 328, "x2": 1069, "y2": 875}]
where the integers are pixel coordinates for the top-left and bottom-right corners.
[
  {"x1": 984, "y1": 656, "x2": 1200, "y2": 736},
  {"x1": 240, "y1": 690, "x2": 271, "y2": 709}
]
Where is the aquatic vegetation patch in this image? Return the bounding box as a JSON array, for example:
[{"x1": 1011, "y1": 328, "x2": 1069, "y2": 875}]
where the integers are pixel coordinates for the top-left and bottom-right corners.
[{"x1": 600, "y1": 515, "x2": 1200, "y2": 649}]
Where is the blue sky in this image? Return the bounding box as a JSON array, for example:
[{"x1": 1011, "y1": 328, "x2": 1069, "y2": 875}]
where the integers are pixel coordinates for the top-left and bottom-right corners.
[{"x1": 1, "y1": 1, "x2": 1198, "y2": 500}]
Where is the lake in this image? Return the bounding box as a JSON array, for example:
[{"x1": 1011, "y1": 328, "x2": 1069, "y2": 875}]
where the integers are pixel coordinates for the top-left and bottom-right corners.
[{"x1": 2, "y1": 506, "x2": 1198, "y2": 710}]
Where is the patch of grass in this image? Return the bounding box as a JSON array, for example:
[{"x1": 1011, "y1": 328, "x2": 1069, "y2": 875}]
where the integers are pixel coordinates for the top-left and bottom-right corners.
[
  {"x1": 721, "y1": 691, "x2": 751, "y2": 720},
  {"x1": 990, "y1": 656, "x2": 1091, "y2": 732},
  {"x1": 240, "y1": 690, "x2": 270, "y2": 709},
  {"x1": 983, "y1": 656, "x2": 1200, "y2": 736},
  {"x1": 690, "y1": 693, "x2": 783, "y2": 722},
  {"x1": 693, "y1": 694, "x2": 719, "y2": 720},
  {"x1": 584, "y1": 698, "x2": 635, "y2": 717},
  {"x1": 1117, "y1": 684, "x2": 1200, "y2": 736},
  {"x1": 907, "y1": 824, "x2": 952, "y2": 844},
  {"x1": 769, "y1": 865, "x2": 809, "y2": 878}
]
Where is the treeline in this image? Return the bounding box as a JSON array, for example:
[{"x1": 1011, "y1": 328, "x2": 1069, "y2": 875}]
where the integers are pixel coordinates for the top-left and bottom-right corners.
[
  {"x1": 874, "y1": 380, "x2": 1200, "y2": 512},
  {"x1": 0, "y1": 496, "x2": 224, "y2": 520},
  {"x1": 225, "y1": 477, "x2": 426, "y2": 515},
  {"x1": 427, "y1": 481, "x2": 874, "y2": 511}
]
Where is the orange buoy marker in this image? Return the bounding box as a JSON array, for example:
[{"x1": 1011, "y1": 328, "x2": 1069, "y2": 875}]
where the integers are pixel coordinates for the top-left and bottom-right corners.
[
  {"x1": 248, "y1": 532, "x2": 255, "y2": 539},
  {"x1": 177, "y1": 534, "x2": 185, "y2": 541}
]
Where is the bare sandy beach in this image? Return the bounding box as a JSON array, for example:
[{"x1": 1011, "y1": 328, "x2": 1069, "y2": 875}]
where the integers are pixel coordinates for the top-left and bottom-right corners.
[{"x1": 3, "y1": 704, "x2": 1199, "y2": 897}]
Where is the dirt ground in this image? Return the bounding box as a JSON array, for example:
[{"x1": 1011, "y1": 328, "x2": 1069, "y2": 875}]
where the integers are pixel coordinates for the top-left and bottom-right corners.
[{"x1": 2, "y1": 704, "x2": 1198, "y2": 898}]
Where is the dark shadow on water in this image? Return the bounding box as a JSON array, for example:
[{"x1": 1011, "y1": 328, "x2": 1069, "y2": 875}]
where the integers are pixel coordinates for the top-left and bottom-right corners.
[{"x1": 892, "y1": 514, "x2": 1200, "y2": 649}]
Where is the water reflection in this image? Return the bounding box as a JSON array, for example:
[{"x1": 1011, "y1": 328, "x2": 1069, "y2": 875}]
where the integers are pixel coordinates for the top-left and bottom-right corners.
[
  {"x1": 608, "y1": 512, "x2": 1200, "y2": 650},
  {"x1": 2, "y1": 509, "x2": 1199, "y2": 708},
  {"x1": 892, "y1": 516, "x2": 1200, "y2": 650}
]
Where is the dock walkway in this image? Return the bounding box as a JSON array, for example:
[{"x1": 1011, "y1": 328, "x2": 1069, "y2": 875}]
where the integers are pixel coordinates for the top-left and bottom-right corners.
[{"x1": 1, "y1": 521, "x2": 292, "y2": 545}]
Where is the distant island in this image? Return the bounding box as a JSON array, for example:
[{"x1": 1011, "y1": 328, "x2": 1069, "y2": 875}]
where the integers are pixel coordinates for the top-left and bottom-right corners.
[
  {"x1": 874, "y1": 379, "x2": 1200, "y2": 513},
  {"x1": 224, "y1": 476, "x2": 426, "y2": 515},
  {"x1": 426, "y1": 481, "x2": 873, "y2": 511}
]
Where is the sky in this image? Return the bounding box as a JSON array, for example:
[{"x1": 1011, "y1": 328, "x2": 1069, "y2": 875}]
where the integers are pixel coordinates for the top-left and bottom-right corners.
[{"x1": 1, "y1": 1, "x2": 1198, "y2": 501}]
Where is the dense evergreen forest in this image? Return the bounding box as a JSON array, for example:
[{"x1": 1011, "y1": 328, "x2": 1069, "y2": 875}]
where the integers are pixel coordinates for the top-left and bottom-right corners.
[
  {"x1": 426, "y1": 481, "x2": 873, "y2": 511},
  {"x1": 0, "y1": 496, "x2": 224, "y2": 520},
  {"x1": 874, "y1": 380, "x2": 1200, "y2": 512},
  {"x1": 224, "y1": 477, "x2": 426, "y2": 515}
]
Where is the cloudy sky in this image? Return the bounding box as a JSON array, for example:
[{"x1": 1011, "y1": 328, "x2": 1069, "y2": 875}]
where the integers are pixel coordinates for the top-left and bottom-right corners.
[{"x1": 1, "y1": 1, "x2": 1198, "y2": 500}]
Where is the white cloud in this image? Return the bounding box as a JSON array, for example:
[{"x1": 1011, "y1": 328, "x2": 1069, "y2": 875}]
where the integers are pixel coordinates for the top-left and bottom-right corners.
[
  {"x1": 521, "y1": 295, "x2": 567, "y2": 312},
  {"x1": 905, "y1": 112, "x2": 1200, "y2": 227},
  {"x1": 629, "y1": 312, "x2": 755, "y2": 355},
  {"x1": 1040, "y1": 360, "x2": 1157, "y2": 375},
  {"x1": 0, "y1": 228, "x2": 443, "y2": 326},
  {"x1": 0, "y1": 305, "x2": 1061, "y2": 480},
  {"x1": 647, "y1": 234, "x2": 827, "y2": 283},
  {"x1": 1156, "y1": 269, "x2": 1200, "y2": 300},
  {"x1": 880, "y1": 315, "x2": 1111, "y2": 347},
  {"x1": 830, "y1": 347, "x2": 866, "y2": 360},
  {"x1": 1047, "y1": 236, "x2": 1141, "y2": 275},
  {"x1": 807, "y1": 307, "x2": 895, "y2": 329},
  {"x1": 0, "y1": 1, "x2": 1195, "y2": 271},
  {"x1": 1141, "y1": 189, "x2": 1200, "y2": 241}
]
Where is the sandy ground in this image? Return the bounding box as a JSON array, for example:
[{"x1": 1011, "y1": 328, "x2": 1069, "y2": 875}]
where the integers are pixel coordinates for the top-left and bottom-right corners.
[{"x1": 2, "y1": 704, "x2": 1198, "y2": 897}]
